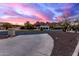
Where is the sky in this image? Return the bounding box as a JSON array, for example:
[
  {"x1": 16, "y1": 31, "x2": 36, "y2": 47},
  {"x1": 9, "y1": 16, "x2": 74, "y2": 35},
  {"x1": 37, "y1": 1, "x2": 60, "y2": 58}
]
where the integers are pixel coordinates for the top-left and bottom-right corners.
[{"x1": 0, "y1": 3, "x2": 79, "y2": 25}]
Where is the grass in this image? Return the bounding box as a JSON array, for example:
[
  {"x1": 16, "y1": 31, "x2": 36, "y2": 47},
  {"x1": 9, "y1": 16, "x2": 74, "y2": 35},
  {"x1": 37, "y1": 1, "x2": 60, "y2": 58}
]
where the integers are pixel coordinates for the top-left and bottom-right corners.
[{"x1": 15, "y1": 30, "x2": 42, "y2": 32}]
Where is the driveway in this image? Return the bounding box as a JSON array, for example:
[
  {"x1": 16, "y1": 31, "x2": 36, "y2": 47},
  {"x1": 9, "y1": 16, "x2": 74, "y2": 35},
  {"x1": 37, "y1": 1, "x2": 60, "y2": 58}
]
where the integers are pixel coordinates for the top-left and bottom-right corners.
[{"x1": 0, "y1": 34, "x2": 54, "y2": 56}]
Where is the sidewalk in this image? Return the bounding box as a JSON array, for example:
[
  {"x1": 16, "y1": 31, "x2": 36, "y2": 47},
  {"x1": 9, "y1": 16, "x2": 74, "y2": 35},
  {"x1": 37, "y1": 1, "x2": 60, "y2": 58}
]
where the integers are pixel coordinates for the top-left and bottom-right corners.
[
  {"x1": 0, "y1": 34, "x2": 54, "y2": 56},
  {"x1": 72, "y1": 37, "x2": 79, "y2": 56}
]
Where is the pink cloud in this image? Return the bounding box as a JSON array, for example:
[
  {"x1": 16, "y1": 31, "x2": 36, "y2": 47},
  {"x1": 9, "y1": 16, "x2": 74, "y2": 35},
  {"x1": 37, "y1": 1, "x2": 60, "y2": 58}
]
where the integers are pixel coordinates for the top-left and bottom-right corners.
[{"x1": 0, "y1": 3, "x2": 51, "y2": 24}]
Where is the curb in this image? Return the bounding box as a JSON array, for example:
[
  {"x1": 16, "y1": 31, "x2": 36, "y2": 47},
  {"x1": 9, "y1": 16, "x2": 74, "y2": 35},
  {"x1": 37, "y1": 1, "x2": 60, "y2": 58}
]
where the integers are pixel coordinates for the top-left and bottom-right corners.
[{"x1": 72, "y1": 42, "x2": 79, "y2": 56}]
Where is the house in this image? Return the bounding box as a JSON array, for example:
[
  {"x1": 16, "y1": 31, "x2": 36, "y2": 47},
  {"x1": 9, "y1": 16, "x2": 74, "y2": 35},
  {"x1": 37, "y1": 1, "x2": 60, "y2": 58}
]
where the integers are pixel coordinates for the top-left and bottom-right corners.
[{"x1": 38, "y1": 25, "x2": 50, "y2": 31}]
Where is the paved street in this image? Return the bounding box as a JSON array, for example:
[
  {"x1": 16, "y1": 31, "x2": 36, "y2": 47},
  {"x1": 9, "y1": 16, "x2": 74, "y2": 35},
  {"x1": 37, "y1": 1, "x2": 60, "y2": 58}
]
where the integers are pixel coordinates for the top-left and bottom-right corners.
[{"x1": 0, "y1": 34, "x2": 54, "y2": 56}]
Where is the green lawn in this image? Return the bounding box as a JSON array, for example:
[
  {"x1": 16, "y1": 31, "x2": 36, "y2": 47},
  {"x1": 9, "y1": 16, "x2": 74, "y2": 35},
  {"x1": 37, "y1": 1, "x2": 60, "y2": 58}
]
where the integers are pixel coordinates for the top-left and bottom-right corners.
[{"x1": 16, "y1": 30, "x2": 42, "y2": 32}]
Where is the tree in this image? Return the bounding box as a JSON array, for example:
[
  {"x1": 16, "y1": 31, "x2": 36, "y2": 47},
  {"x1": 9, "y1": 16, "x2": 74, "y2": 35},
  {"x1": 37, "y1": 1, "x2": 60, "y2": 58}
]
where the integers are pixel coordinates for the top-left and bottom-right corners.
[
  {"x1": 49, "y1": 23, "x2": 55, "y2": 29},
  {"x1": 34, "y1": 21, "x2": 41, "y2": 27},
  {"x1": 72, "y1": 23, "x2": 79, "y2": 32},
  {"x1": 20, "y1": 26, "x2": 25, "y2": 29},
  {"x1": 2, "y1": 23, "x2": 13, "y2": 30},
  {"x1": 24, "y1": 21, "x2": 34, "y2": 29},
  {"x1": 13, "y1": 24, "x2": 21, "y2": 28},
  {"x1": 34, "y1": 21, "x2": 40, "y2": 29},
  {"x1": 61, "y1": 20, "x2": 70, "y2": 32},
  {"x1": 77, "y1": 23, "x2": 79, "y2": 31}
]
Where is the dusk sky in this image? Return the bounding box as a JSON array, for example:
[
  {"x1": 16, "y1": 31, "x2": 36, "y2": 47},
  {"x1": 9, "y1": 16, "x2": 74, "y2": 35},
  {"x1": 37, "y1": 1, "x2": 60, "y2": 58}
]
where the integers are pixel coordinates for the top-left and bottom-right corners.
[{"x1": 0, "y1": 3, "x2": 79, "y2": 25}]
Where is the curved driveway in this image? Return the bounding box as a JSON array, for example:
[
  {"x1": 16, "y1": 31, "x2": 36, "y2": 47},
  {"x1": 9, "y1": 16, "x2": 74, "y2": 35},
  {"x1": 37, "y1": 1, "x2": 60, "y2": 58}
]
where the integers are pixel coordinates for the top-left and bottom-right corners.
[{"x1": 0, "y1": 34, "x2": 54, "y2": 56}]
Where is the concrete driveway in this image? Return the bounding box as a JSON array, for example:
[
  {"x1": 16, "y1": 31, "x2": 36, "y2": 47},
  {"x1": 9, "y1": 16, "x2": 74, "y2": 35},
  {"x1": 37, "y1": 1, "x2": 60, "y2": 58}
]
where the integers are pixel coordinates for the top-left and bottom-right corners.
[{"x1": 0, "y1": 34, "x2": 54, "y2": 56}]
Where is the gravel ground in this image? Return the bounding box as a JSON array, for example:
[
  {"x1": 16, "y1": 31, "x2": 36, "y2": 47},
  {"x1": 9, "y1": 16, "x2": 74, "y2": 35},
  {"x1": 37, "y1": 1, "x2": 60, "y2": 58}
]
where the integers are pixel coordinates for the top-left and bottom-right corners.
[{"x1": 48, "y1": 31, "x2": 79, "y2": 56}]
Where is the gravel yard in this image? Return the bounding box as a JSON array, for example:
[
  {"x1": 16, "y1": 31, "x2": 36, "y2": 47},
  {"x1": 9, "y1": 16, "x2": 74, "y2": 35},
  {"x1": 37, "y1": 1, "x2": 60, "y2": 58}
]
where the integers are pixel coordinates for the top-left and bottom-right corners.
[{"x1": 48, "y1": 31, "x2": 79, "y2": 56}]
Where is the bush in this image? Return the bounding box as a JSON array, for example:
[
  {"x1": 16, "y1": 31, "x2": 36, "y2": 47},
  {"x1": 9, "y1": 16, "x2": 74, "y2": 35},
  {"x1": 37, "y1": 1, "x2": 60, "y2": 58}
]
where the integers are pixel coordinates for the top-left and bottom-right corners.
[{"x1": 20, "y1": 26, "x2": 25, "y2": 29}]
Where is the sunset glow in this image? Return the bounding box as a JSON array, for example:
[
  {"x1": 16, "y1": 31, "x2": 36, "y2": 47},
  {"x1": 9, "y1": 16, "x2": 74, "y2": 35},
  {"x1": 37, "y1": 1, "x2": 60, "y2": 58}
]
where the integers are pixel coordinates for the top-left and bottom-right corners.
[{"x1": 0, "y1": 3, "x2": 79, "y2": 25}]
